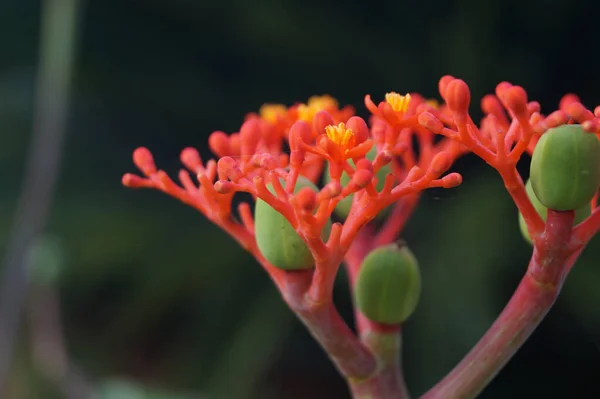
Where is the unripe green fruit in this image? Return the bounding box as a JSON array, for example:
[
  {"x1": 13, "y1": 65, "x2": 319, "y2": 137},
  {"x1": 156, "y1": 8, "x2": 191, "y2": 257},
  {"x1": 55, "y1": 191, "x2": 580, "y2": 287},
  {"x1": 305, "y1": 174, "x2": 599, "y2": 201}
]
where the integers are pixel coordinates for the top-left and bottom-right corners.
[
  {"x1": 255, "y1": 176, "x2": 331, "y2": 270},
  {"x1": 324, "y1": 145, "x2": 392, "y2": 219},
  {"x1": 530, "y1": 124, "x2": 600, "y2": 211},
  {"x1": 518, "y1": 179, "x2": 591, "y2": 245},
  {"x1": 354, "y1": 243, "x2": 421, "y2": 325}
]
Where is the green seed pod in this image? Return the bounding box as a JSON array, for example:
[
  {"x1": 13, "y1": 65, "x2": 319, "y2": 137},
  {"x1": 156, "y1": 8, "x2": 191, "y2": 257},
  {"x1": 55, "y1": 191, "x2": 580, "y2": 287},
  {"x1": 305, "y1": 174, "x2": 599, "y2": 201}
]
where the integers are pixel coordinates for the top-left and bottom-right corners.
[
  {"x1": 530, "y1": 124, "x2": 600, "y2": 211},
  {"x1": 324, "y1": 145, "x2": 392, "y2": 219},
  {"x1": 255, "y1": 176, "x2": 331, "y2": 270},
  {"x1": 354, "y1": 243, "x2": 421, "y2": 325},
  {"x1": 518, "y1": 179, "x2": 591, "y2": 245}
]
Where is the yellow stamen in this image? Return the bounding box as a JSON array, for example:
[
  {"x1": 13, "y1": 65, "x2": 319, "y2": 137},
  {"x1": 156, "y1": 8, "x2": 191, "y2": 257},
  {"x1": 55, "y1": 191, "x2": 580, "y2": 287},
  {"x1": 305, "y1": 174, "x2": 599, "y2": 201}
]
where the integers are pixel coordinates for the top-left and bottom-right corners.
[
  {"x1": 298, "y1": 95, "x2": 339, "y2": 122},
  {"x1": 426, "y1": 99, "x2": 440, "y2": 109},
  {"x1": 325, "y1": 123, "x2": 354, "y2": 148},
  {"x1": 259, "y1": 103, "x2": 287, "y2": 123},
  {"x1": 307, "y1": 94, "x2": 338, "y2": 109},
  {"x1": 385, "y1": 92, "x2": 412, "y2": 113}
]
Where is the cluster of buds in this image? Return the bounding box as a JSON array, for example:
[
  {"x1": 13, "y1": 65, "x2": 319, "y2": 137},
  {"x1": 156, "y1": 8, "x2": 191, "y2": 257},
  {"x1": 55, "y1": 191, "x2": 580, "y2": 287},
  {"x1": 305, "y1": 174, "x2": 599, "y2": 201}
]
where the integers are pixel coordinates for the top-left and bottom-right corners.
[
  {"x1": 123, "y1": 76, "x2": 600, "y2": 398},
  {"x1": 418, "y1": 77, "x2": 600, "y2": 248}
]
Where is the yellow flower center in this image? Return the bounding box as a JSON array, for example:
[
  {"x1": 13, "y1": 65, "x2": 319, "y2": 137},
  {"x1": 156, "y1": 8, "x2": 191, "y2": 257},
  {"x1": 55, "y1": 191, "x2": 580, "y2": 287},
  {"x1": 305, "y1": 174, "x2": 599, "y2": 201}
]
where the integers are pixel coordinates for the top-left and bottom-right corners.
[
  {"x1": 385, "y1": 92, "x2": 412, "y2": 113},
  {"x1": 426, "y1": 99, "x2": 440, "y2": 109},
  {"x1": 325, "y1": 123, "x2": 354, "y2": 148},
  {"x1": 308, "y1": 94, "x2": 338, "y2": 109},
  {"x1": 259, "y1": 103, "x2": 287, "y2": 123},
  {"x1": 298, "y1": 95, "x2": 339, "y2": 122}
]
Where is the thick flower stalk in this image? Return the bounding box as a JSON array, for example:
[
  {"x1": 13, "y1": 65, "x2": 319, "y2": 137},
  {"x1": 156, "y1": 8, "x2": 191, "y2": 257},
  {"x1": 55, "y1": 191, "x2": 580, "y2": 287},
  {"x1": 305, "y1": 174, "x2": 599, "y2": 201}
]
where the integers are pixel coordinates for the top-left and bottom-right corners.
[{"x1": 123, "y1": 94, "x2": 461, "y2": 398}]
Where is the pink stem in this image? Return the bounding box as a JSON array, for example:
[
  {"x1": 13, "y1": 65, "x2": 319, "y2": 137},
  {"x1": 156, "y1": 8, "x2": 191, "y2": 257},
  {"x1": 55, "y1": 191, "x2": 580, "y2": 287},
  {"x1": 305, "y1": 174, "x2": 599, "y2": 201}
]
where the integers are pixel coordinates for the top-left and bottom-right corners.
[
  {"x1": 373, "y1": 195, "x2": 419, "y2": 247},
  {"x1": 290, "y1": 300, "x2": 378, "y2": 379},
  {"x1": 349, "y1": 329, "x2": 410, "y2": 399},
  {"x1": 422, "y1": 210, "x2": 580, "y2": 399},
  {"x1": 278, "y1": 269, "x2": 377, "y2": 379}
]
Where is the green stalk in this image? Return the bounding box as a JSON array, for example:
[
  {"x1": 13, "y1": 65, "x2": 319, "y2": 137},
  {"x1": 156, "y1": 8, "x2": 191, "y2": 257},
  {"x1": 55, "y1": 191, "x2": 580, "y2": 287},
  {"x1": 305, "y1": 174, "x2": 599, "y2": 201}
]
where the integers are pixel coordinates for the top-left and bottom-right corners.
[{"x1": 0, "y1": 0, "x2": 82, "y2": 391}]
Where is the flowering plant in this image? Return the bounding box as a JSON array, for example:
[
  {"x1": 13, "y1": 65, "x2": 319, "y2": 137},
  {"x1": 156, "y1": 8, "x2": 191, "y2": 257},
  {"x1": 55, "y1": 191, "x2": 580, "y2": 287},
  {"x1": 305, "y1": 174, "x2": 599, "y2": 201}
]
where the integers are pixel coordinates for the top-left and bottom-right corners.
[{"x1": 123, "y1": 76, "x2": 600, "y2": 399}]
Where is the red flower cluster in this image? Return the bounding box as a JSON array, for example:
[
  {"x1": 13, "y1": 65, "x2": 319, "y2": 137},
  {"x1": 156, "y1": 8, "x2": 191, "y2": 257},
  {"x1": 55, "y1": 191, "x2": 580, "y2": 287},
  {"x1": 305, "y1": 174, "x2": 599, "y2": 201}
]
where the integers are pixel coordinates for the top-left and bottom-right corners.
[{"x1": 123, "y1": 75, "x2": 600, "y2": 298}]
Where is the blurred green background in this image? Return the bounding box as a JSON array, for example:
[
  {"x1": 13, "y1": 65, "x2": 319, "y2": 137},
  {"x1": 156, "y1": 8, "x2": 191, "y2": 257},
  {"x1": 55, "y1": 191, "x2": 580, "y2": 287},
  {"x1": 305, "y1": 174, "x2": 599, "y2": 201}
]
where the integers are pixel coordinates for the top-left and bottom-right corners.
[{"x1": 1, "y1": 0, "x2": 600, "y2": 398}]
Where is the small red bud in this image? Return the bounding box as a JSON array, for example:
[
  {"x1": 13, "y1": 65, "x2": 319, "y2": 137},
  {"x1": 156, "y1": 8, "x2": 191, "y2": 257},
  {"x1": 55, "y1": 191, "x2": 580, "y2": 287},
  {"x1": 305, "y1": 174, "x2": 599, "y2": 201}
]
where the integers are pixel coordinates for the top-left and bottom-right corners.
[
  {"x1": 289, "y1": 120, "x2": 313, "y2": 150},
  {"x1": 441, "y1": 173, "x2": 463, "y2": 188},
  {"x1": 567, "y1": 102, "x2": 593, "y2": 122},
  {"x1": 559, "y1": 94, "x2": 580, "y2": 111},
  {"x1": 257, "y1": 154, "x2": 279, "y2": 170},
  {"x1": 122, "y1": 173, "x2": 147, "y2": 188},
  {"x1": 481, "y1": 94, "x2": 503, "y2": 116},
  {"x1": 346, "y1": 116, "x2": 369, "y2": 144},
  {"x1": 295, "y1": 187, "x2": 317, "y2": 212},
  {"x1": 352, "y1": 169, "x2": 373, "y2": 189},
  {"x1": 495, "y1": 81, "x2": 513, "y2": 99},
  {"x1": 229, "y1": 133, "x2": 241, "y2": 155},
  {"x1": 582, "y1": 119, "x2": 600, "y2": 133},
  {"x1": 418, "y1": 112, "x2": 444, "y2": 133},
  {"x1": 217, "y1": 157, "x2": 243, "y2": 181},
  {"x1": 430, "y1": 152, "x2": 452, "y2": 175},
  {"x1": 180, "y1": 147, "x2": 202, "y2": 171},
  {"x1": 208, "y1": 131, "x2": 231, "y2": 157},
  {"x1": 313, "y1": 111, "x2": 334, "y2": 137},
  {"x1": 445, "y1": 79, "x2": 470, "y2": 114},
  {"x1": 438, "y1": 75, "x2": 455, "y2": 98},
  {"x1": 240, "y1": 118, "x2": 261, "y2": 155},
  {"x1": 406, "y1": 166, "x2": 425, "y2": 182},
  {"x1": 527, "y1": 101, "x2": 540, "y2": 114},
  {"x1": 133, "y1": 147, "x2": 156, "y2": 176},
  {"x1": 505, "y1": 86, "x2": 528, "y2": 116},
  {"x1": 214, "y1": 180, "x2": 235, "y2": 194}
]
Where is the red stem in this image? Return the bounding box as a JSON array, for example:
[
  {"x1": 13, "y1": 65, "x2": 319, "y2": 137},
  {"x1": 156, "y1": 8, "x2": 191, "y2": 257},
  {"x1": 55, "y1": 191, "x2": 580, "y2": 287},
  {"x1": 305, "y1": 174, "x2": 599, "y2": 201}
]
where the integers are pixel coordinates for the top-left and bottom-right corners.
[
  {"x1": 373, "y1": 195, "x2": 419, "y2": 248},
  {"x1": 500, "y1": 166, "x2": 544, "y2": 234},
  {"x1": 573, "y1": 205, "x2": 600, "y2": 245},
  {"x1": 287, "y1": 295, "x2": 377, "y2": 378},
  {"x1": 294, "y1": 302, "x2": 377, "y2": 378},
  {"x1": 277, "y1": 266, "x2": 378, "y2": 380},
  {"x1": 348, "y1": 329, "x2": 410, "y2": 399},
  {"x1": 421, "y1": 210, "x2": 579, "y2": 399}
]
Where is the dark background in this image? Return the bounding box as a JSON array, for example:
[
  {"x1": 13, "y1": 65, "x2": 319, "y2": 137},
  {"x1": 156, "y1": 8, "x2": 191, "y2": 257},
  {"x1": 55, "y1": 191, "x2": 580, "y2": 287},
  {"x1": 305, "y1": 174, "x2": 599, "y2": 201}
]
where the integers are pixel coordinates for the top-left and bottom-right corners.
[{"x1": 2, "y1": 0, "x2": 600, "y2": 398}]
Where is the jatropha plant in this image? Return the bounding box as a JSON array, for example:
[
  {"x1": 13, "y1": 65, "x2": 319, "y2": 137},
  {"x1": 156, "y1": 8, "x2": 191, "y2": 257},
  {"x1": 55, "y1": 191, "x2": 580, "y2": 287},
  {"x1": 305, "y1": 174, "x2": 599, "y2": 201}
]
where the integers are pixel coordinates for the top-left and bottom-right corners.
[{"x1": 122, "y1": 76, "x2": 600, "y2": 399}]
